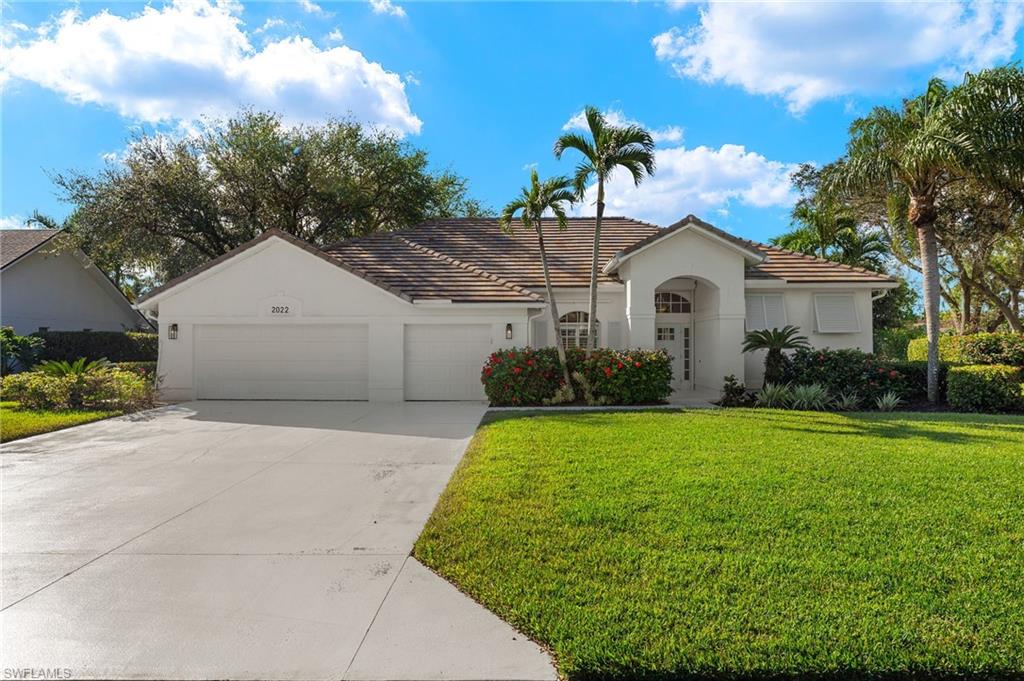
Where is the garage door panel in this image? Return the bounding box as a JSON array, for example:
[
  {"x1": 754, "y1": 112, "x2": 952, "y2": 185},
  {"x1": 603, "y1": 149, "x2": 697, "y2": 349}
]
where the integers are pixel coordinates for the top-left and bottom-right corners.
[
  {"x1": 405, "y1": 324, "x2": 491, "y2": 401},
  {"x1": 195, "y1": 324, "x2": 368, "y2": 400}
]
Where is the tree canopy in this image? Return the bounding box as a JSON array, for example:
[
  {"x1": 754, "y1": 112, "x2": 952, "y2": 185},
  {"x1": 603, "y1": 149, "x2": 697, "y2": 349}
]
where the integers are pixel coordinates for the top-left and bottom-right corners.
[{"x1": 52, "y1": 111, "x2": 489, "y2": 289}]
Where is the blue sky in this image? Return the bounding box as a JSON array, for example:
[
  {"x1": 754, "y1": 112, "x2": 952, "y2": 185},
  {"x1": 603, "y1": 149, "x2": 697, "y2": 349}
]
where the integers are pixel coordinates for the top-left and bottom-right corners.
[{"x1": 3, "y1": 0, "x2": 1023, "y2": 244}]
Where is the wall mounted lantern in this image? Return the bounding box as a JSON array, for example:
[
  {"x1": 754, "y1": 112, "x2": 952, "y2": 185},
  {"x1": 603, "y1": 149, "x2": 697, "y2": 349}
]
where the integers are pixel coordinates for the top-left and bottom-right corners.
[
  {"x1": 505, "y1": 323, "x2": 513, "y2": 340},
  {"x1": 168, "y1": 323, "x2": 179, "y2": 340}
]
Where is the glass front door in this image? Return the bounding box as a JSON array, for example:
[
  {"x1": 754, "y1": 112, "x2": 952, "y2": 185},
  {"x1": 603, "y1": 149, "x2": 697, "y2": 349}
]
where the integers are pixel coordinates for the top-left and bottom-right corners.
[{"x1": 655, "y1": 323, "x2": 690, "y2": 390}]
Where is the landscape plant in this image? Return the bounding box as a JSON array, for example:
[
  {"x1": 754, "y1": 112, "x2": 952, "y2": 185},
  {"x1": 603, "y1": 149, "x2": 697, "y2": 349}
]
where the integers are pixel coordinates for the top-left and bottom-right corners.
[
  {"x1": 946, "y1": 365, "x2": 1024, "y2": 413},
  {"x1": 554, "y1": 106, "x2": 656, "y2": 352},
  {"x1": 789, "y1": 383, "x2": 832, "y2": 410},
  {"x1": 499, "y1": 170, "x2": 578, "y2": 395},
  {"x1": 0, "y1": 326, "x2": 45, "y2": 376},
  {"x1": 742, "y1": 325, "x2": 810, "y2": 384},
  {"x1": 875, "y1": 390, "x2": 903, "y2": 412},
  {"x1": 754, "y1": 383, "x2": 792, "y2": 408}
]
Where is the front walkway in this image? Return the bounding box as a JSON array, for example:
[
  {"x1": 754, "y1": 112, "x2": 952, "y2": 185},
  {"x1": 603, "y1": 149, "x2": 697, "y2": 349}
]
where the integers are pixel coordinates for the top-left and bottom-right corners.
[{"x1": 1, "y1": 401, "x2": 555, "y2": 680}]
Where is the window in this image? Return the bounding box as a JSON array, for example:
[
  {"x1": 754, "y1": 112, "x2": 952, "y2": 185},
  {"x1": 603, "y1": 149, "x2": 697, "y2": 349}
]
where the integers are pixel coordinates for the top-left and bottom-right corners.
[
  {"x1": 656, "y1": 326, "x2": 676, "y2": 341},
  {"x1": 745, "y1": 294, "x2": 786, "y2": 331},
  {"x1": 814, "y1": 293, "x2": 860, "y2": 333},
  {"x1": 654, "y1": 291, "x2": 691, "y2": 314},
  {"x1": 559, "y1": 311, "x2": 599, "y2": 349}
]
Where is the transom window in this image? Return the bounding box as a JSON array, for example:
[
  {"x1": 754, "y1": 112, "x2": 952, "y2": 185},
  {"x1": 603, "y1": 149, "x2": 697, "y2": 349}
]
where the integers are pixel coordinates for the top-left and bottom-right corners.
[
  {"x1": 655, "y1": 291, "x2": 691, "y2": 314},
  {"x1": 559, "y1": 311, "x2": 599, "y2": 349}
]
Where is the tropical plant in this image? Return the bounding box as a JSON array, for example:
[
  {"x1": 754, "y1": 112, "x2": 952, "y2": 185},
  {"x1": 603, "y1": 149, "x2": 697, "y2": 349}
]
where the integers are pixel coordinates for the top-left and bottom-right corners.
[
  {"x1": 789, "y1": 383, "x2": 832, "y2": 411},
  {"x1": 499, "y1": 170, "x2": 578, "y2": 396},
  {"x1": 719, "y1": 374, "x2": 753, "y2": 407},
  {"x1": 875, "y1": 391, "x2": 904, "y2": 412},
  {"x1": 36, "y1": 357, "x2": 112, "y2": 377},
  {"x1": 554, "y1": 106, "x2": 656, "y2": 352},
  {"x1": 824, "y1": 67, "x2": 1024, "y2": 401},
  {"x1": 0, "y1": 327, "x2": 45, "y2": 376},
  {"x1": 742, "y1": 325, "x2": 810, "y2": 384},
  {"x1": 834, "y1": 391, "x2": 861, "y2": 411},
  {"x1": 754, "y1": 382, "x2": 792, "y2": 408}
]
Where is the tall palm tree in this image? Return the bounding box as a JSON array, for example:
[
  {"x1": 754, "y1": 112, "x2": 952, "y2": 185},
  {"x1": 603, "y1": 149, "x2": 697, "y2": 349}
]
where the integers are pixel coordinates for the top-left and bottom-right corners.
[
  {"x1": 787, "y1": 201, "x2": 858, "y2": 260},
  {"x1": 553, "y1": 107, "x2": 656, "y2": 352},
  {"x1": 825, "y1": 67, "x2": 1024, "y2": 401},
  {"x1": 499, "y1": 170, "x2": 578, "y2": 395}
]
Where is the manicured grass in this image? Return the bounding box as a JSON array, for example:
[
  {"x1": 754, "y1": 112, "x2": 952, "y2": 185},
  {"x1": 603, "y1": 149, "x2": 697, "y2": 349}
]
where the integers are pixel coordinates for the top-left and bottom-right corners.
[
  {"x1": 0, "y1": 401, "x2": 119, "y2": 442},
  {"x1": 415, "y1": 409, "x2": 1024, "y2": 679}
]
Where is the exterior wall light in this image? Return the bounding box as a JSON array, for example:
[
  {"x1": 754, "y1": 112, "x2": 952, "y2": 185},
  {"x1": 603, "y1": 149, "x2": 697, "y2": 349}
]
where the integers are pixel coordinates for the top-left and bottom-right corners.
[
  {"x1": 168, "y1": 323, "x2": 178, "y2": 340},
  {"x1": 505, "y1": 323, "x2": 513, "y2": 340}
]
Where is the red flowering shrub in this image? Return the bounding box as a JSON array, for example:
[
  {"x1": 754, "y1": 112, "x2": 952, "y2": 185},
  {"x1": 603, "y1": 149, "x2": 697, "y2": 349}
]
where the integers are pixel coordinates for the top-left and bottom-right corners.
[
  {"x1": 782, "y1": 348, "x2": 909, "y2": 406},
  {"x1": 481, "y1": 347, "x2": 673, "y2": 406}
]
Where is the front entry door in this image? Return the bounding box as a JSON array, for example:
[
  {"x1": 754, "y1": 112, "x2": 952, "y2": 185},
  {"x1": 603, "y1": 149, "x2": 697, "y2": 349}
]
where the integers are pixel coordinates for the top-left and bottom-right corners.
[{"x1": 655, "y1": 323, "x2": 691, "y2": 391}]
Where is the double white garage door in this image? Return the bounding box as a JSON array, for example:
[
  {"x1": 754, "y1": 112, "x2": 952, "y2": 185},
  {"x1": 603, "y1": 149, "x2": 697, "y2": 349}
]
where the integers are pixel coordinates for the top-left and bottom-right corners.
[{"x1": 194, "y1": 323, "x2": 490, "y2": 401}]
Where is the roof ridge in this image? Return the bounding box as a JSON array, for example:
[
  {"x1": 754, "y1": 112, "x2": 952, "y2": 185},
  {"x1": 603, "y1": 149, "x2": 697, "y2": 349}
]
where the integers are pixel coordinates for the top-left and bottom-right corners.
[
  {"x1": 755, "y1": 241, "x2": 894, "y2": 279},
  {"x1": 393, "y1": 234, "x2": 544, "y2": 302}
]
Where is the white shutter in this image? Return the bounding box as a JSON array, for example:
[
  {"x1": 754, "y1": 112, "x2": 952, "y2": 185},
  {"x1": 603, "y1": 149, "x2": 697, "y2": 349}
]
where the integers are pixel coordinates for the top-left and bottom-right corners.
[
  {"x1": 814, "y1": 293, "x2": 860, "y2": 333},
  {"x1": 745, "y1": 296, "x2": 767, "y2": 330},
  {"x1": 763, "y1": 295, "x2": 787, "y2": 329}
]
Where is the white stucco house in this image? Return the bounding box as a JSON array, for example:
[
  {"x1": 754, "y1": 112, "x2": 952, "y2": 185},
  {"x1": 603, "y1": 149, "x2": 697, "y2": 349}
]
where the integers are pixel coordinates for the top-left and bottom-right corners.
[
  {"x1": 1, "y1": 229, "x2": 150, "y2": 335},
  {"x1": 136, "y1": 215, "x2": 897, "y2": 402}
]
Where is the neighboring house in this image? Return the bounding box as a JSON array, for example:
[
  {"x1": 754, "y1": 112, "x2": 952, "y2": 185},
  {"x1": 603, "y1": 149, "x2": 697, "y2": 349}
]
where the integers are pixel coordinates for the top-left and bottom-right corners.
[
  {"x1": 0, "y1": 229, "x2": 150, "y2": 335},
  {"x1": 136, "y1": 215, "x2": 897, "y2": 402}
]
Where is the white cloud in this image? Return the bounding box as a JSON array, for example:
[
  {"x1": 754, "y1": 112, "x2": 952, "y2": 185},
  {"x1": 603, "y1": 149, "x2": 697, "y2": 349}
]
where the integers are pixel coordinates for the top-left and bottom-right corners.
[
  {"x1": 404, "y1": 71, "x2": 421, "y2": 86},
  {"x1": 1, "y1": 0, "x2": 421, "y2": 134},
  {"x1": 369, "y1": 0, "x2": 406, "y2": 19},
  {"x1": 297, "y1": 0, "x2": 331, "y2": 17},
  {"x1": 571, "y1": 143, "x2": 799, "y2": 225},
  {"x1": 653, "y1": 1, "x2": 1023, "y2": 113},
  {"x1": 326, "y1": 28, "x2": 344, "y2": 43},
  {"x1": 0, "y1": 215, "x2": 29, "y2": 230},
  {"x1": 253, "y1": 17, "x2": 287, "y2": 34},
  {"x1": 562, "y1": 108, "x2": 683, "y2": 145}
]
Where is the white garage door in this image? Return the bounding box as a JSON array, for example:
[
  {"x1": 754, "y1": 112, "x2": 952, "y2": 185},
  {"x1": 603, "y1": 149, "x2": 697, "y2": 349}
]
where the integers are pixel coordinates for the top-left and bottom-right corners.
[
  {"x1": 195, "y1": 324, "x2": 369, "y2": 400},
  {"x1": 404, "y1": 324, "x2": 491, "y2": 401}
]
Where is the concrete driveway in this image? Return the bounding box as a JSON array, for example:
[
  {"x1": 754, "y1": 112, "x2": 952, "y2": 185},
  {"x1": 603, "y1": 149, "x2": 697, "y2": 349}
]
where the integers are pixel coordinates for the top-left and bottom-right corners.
[{"x1": 1, "y1": 401, "x2": 555, "y2": 680}]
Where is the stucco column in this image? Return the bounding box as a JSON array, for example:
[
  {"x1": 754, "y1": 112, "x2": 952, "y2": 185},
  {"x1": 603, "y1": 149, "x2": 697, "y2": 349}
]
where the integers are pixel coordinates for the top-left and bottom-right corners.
[
  {"x1": 624, "y1": 278, "x2": 655, "y2": 348},
  {"x1": 368, "y1": 321, "x2": 404, "y2": 402}
]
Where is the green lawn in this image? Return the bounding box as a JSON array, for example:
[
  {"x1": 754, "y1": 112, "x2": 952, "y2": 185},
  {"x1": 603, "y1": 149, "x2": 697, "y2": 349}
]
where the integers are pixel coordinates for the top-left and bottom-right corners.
[
  {"x1": 0, "y1": 401, "x2": 119, "y2": 442},
  {"x1": 415, "y1": 409, "x2": 1024, "y2": 679}
]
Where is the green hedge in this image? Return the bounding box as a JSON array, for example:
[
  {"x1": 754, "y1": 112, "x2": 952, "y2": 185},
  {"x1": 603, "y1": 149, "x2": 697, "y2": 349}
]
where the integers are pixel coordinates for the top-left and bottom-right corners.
[
  {"x1": 781, "y1": 348, "x2": 908, "y2": 406},
  {"x1": 906, "y1": 333, "x2": 1024, "y2": 366},
  {"x1": 481, "y1": 347, "x2": 673, "y2": 406},
  {"x1": 906, "y1": 335, "x2": 967, "y2": 363},
  {"x1": 115, "y1": 361, "x2": 158, "y2": 380},
  {"x1": 946, "y1": 365, "x2": 1024, "y2": 413},
  {"x1": 873, "y1": 327, "x2": 923, "y2": 361},
  {"x1": 34, "y1": 331, "x2": 158, "y2": 363},
  {"x1": 885, "y1": 360, "x2": 949, "y2": 402},
  {"x1": 1, "y1": 368, "x2": 158, "y2": 411}
]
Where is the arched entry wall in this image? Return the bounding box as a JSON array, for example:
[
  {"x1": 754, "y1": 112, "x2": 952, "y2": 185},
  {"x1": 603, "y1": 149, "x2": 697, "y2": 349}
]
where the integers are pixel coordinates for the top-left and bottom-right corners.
[{"x1": 615, "y1": 226, "x2": 749, "y2": 390}]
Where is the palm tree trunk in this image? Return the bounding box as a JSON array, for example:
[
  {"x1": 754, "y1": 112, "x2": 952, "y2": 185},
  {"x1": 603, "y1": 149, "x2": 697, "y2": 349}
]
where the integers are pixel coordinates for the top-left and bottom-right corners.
[
  {"x1": 915, "y1": 214, "x2": 942, "y2": 402},
  {"x1": 537, "y1": 220, "x2": 574, "y2": 396},
  {"x1": 587, "y1": 180, "x2": 604, "y2": 354}
]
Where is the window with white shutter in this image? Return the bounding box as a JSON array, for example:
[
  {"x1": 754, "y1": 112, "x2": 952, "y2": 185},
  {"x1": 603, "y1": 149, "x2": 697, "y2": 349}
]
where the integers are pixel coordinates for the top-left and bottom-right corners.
[
  {"x1": 814, "y1": 293, "x2": 860, "y2": 333},
  {"x1": 745, "y1": 294, "x2": 786, "y2": 330}
]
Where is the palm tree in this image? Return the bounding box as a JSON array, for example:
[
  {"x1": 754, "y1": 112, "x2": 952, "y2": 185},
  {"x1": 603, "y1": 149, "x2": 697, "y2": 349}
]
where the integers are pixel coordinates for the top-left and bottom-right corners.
[
  {"x1": 741, "y1": 325, "x2": 810, "y2": 385},
  {"x1": 788, "y1": 201, "x2": 857, "y2": 260},
  {"x1": 825, "y1": 67, "x2": 1024, "y2": 401},
  {"x1": 553, "y1": 107, "x2": 656, "y2": 352},
  {"x1": 499, "y1": 170, "x2": 578, "y2": 395}
]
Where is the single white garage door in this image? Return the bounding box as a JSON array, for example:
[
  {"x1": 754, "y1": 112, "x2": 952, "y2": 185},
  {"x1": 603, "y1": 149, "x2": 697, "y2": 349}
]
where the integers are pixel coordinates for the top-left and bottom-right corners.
[
  {"x1": 195, "y1": 324, "x2": 369, "y2": 400},
  {"x1": 404, "y1": 324, "x2": 491, "y2": 401}
]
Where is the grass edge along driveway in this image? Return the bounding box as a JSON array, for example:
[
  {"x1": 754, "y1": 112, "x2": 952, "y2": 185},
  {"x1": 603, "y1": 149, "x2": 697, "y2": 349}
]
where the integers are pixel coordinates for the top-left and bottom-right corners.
[
  {"x1": 415, "y1": 409, "x2": 1024, "y2": 679},
  {"x1": 0, "y1": 400, "x2": 120, "y2": 443}
]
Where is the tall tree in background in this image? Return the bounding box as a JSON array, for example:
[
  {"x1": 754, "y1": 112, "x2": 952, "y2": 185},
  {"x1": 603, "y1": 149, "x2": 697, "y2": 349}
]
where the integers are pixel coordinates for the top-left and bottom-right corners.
[
  {"x1": 554, "y1": 107, "x2": 656, "y2": 353},
  {"x1": 825, "y1": 67, "x2": 1024, "y2": 401},
  {"x1": 52, "y1": 111, "x2": 489, "y2": 289},
  {"x1": 499, "y1": 170, "x2": 578, "y2": 395}
]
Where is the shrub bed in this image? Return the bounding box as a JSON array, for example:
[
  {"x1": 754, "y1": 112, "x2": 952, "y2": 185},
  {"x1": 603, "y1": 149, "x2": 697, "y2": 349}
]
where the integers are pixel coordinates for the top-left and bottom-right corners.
[
  {"x1": 481, "y1": 347, "x2": 672, "y2": 406},
  {"x1": 1, "y1": 368, "x2": 157, "y2": 412},
  {"x1": 946, "y1": 365, "x2": 1024, "y2": 413},
  {"x1": 781, "y1": 348, "x2": 908, "y2": 406},
  {"x1": 34, "y1": 331, "x2": 158, "y2": 363},
  {"x1": 906, "y1": 333, "x2": 1024, "y2": 366},
  {"x1": 115, "y1": 361, "x2": 158, "y2": 380}
]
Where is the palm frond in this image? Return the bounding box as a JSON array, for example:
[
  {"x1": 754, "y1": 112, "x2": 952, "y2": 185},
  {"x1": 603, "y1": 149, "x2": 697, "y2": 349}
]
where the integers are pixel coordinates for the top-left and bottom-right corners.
[{"x1": 554, "y1": 132, "x2": 596, "y2": 161}]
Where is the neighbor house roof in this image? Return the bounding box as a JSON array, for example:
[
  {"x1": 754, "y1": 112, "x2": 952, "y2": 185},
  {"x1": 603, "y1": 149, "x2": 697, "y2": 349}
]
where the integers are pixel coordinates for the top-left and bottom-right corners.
[
  {"x1": 1, "y1": 229, "x2": 61, "y2": 269},
  {"x1": 139, "y1": 216, "x2": 898, "y2": 307}
]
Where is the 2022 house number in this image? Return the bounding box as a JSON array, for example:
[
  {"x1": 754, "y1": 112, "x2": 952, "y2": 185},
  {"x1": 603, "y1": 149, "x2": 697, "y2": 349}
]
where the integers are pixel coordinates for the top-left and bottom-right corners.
[{"x1": 270, "y1": 305, "x2": 290, "y2": 314}]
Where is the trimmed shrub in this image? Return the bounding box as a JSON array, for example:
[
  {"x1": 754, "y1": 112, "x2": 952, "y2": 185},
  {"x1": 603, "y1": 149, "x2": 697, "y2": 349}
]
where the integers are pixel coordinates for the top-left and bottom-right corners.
[
  {"x1": 960, "y1": 333, "x2": 1024, "y2": 367},
  {"x1": 946, "y1": 365, "x2": 1024, "y2": 413},
  {"x1": 885, "y1": 360, "x2": 948, "y2": 402},
  {"x1": 782, "y1": 348, "x2": 907, "y2": 405},
  {"x1": 1, "y1": 368, "x2": 157, "y2": 411},
  {"x1": 906, "y1": 335, "x2": 967, "y2": 364},
  {"x1": 34, "y1": 331, "x2": 157, "y2": 363},
  {"x1": 116, "y1": 361, "x2": 158, "y2": 381},
  {"x1": 0, "y1": 326, "x2": 45, "y2": 375},
  {"x1": 481, "y1": 347, "x2": 673, "y2": 407},
  {"x1": 718, "y1": 374, "x2": 754, "y2": 407}
]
